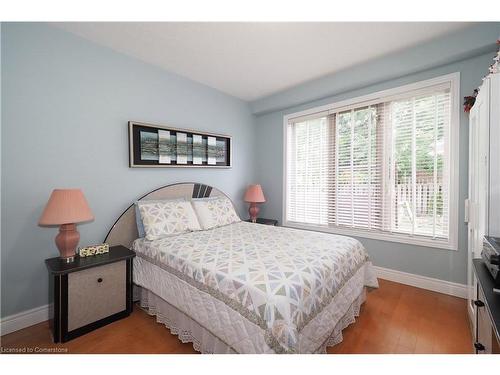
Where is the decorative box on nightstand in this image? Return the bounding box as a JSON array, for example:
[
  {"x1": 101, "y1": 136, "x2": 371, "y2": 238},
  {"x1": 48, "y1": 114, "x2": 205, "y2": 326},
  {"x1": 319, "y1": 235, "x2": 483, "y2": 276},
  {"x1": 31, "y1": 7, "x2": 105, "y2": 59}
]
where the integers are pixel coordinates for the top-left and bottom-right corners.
[
  {"x1": 245, "y1": 218, "x2": 278, "y2": 226},
  {"x1": 45, "y1": 245, "x2": 135, "y2": 343}
]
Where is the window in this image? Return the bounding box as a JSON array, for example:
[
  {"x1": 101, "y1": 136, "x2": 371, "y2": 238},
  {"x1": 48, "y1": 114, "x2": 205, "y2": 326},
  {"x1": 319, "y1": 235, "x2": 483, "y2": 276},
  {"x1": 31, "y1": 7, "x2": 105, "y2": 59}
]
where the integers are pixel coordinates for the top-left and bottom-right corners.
[{"x1": 284, "y1": 74, "x2": 459, "y2": 249}]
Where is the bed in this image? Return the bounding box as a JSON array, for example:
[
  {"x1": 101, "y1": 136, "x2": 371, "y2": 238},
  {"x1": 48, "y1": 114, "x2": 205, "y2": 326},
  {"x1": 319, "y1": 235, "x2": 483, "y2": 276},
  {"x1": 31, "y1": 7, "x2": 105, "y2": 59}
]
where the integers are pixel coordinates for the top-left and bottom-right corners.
[{"x1": 105, "y1": 183, "x2": 378, "y2": 353}]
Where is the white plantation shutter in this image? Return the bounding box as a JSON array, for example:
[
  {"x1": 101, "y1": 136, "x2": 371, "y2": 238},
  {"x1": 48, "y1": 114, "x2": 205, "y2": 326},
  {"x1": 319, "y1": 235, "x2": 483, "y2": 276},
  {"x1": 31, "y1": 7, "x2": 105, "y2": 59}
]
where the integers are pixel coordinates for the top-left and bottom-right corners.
[
  {"x1": 388, "y1": 88, "x2": 451, "y2": 239},
  {"x1": 331, "y1": 106, "x2": 384, "y2": 230},
  {"x1": 286, "y1": 113, "x2": 332, "y2": 225},
  {"x1": 286, "y1": 80, "x2": 453, "y2": 246}
]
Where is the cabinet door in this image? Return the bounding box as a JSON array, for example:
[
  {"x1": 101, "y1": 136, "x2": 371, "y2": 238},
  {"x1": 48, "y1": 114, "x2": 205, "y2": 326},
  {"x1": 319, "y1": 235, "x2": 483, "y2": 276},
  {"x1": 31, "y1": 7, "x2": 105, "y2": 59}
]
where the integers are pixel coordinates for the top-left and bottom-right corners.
[
  {"x1": 489, "y1": 75, "x2": 500, "y2": 236},
  {"x1": 476, "y1": 287, "x2": 492, "y2": 354},
  {"x1": 467, "y1": 80, "x2": 490, "y2": 330},
  {"x1": 468, "y1": 271, "x2": 478, "y2": 338},
  {"x1": 67, "y1": 260, "x2": 126, "y2": 331}
]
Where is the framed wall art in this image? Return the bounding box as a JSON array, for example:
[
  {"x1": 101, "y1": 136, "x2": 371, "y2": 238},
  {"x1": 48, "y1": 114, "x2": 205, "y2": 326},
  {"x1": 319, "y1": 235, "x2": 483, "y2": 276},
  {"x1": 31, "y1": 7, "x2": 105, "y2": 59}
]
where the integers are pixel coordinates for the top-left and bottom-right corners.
[{"x1": 128, "y1": 121, "x2": 231, "y2": 168}]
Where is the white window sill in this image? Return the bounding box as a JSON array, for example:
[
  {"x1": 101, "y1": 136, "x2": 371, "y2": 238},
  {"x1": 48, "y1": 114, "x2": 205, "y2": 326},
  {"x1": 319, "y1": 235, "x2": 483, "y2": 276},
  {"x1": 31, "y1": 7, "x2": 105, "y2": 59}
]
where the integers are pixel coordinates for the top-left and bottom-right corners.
[{"x1": 283, "y1": 221, "x2": 458, "y2": 251}]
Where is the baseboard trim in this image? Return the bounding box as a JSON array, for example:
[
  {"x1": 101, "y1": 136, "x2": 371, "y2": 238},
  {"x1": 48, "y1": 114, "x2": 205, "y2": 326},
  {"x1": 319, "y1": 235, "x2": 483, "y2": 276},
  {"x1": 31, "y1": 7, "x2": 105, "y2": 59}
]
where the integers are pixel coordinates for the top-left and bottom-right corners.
[
  {"x1": 373, "y1": 266, "x2": 467, "y2": 299},
  {"x1": 0, "y1": 304, "x2": 50, "y2": 336}
]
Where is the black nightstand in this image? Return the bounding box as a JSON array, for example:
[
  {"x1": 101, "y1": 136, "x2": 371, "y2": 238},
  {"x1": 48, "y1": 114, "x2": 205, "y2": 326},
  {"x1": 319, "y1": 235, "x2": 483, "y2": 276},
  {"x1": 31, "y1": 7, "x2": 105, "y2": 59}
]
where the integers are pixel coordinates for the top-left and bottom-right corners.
[
  {"x1": 245, "y1": 218, "x2": 278, "y2": 226},
  {"x1": 45, "y1": 245, "x2": 135, "y2": 343}
]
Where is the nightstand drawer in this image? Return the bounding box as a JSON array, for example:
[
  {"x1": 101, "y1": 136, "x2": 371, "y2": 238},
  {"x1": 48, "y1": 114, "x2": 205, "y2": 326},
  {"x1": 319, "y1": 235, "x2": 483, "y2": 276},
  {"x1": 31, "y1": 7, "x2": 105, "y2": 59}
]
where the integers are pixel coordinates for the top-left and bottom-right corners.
[{"x1": 67, "y1": 260, "x2": 126, "y2": 331}]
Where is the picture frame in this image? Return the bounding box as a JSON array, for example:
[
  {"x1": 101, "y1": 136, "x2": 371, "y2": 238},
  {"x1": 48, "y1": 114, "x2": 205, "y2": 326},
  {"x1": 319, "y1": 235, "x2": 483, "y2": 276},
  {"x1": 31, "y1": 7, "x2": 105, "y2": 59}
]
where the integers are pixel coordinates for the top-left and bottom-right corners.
[{"x1": 128, "y1": 121, "x2": 232, "y2": 168}]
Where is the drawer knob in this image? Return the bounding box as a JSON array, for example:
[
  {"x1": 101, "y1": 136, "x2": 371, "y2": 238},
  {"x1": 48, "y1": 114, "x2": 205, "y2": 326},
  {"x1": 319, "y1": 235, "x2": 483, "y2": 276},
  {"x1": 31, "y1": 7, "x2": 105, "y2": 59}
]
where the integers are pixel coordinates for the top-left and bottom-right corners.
[
  {"x1": 474, "y1": 342, "x2": 485, "y2": 351},
  {"x1": 97, "y1": 277, "x2": 103, "y2": 283},
  {"x1": 474, "y1": 300, "x2": 485, "y2": 307}
]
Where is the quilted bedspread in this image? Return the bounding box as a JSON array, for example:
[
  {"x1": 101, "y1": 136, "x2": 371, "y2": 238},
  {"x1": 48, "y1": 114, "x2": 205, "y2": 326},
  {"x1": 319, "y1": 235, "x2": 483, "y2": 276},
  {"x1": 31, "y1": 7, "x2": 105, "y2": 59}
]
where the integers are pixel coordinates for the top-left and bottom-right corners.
[{"x1": 132, "y1": 221, "x2": 378, "y2": 353}]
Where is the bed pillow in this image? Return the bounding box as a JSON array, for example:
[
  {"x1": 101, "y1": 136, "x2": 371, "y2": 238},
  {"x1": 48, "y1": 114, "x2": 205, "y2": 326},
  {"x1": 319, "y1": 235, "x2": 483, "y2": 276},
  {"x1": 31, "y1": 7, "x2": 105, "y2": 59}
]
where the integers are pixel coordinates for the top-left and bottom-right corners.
[
  {"x1": 192, "y1": 196, "x2": 241, "y2": 230},
  {"x1": 134, "y1": 198, "x2": 185, "y2": 238},
  {"x1": 134, "y1": 203, "x2": 147, "y2": 238},
  {"x1": 138, "y1": 200, "x2": 201, "y2": 240}
]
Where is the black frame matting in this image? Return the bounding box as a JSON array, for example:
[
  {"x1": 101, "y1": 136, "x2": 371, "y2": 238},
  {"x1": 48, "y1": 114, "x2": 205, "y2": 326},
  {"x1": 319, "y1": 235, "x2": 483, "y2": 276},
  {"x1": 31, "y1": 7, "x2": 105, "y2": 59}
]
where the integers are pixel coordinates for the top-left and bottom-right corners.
[{"x1": 129, "y1": 121, "x2": 231, "y2": 168}]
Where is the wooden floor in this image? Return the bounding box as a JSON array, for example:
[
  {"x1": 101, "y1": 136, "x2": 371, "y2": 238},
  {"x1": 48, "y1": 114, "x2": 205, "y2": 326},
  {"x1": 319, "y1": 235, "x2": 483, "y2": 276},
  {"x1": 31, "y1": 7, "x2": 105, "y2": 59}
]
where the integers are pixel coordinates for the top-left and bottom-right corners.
[{"x1": 0, "y1": 279, "x2": 473, "y2": 354}]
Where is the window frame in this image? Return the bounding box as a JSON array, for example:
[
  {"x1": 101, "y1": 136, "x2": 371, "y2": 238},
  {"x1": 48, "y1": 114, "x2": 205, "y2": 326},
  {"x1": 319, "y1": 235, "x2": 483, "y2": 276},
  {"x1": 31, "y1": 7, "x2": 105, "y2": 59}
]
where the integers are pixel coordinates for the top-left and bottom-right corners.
[{"x1": 282, "y1": 72, "x2": 460, "y2": 251}]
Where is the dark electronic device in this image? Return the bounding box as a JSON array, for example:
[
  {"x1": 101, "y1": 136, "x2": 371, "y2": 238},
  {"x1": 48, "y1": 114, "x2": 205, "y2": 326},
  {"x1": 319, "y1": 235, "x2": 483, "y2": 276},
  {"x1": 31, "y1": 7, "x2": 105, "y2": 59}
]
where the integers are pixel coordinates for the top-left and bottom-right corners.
[{"x1": 482, "y1": 236, "x2": 500, "y2": 293}]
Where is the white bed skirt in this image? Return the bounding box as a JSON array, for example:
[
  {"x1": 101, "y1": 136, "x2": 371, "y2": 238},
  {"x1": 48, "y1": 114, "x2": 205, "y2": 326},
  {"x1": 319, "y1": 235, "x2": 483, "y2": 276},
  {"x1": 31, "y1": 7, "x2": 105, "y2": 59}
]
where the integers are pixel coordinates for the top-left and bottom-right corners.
[{"x1": 136, "y1": 285, "x2": 366, "y2": 354}]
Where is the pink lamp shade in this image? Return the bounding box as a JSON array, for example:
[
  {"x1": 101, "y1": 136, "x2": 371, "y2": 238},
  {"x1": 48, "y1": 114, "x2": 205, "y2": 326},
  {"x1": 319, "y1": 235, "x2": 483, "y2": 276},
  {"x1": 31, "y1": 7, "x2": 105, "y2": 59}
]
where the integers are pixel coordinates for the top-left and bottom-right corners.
[
  {"x1": 39, "y1": 189, "x2": 94, "y2": 263},
  {"x1": 244, "y1": 184, "x2": 266, "y2": 223},
  {"x1": 244, "y1": 184, "x2": 266, "y2": 203},
  {"x1": 39, "y1": 189, "x2": 94, "y2": 225}
]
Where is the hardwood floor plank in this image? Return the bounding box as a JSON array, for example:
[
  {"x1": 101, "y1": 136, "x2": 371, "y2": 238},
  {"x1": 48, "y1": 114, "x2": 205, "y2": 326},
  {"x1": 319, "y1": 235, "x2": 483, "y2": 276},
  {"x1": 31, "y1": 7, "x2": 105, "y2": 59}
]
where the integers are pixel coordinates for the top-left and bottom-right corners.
[{"x1": 1, "y1": 279, "x2": 473, "y2": 354}]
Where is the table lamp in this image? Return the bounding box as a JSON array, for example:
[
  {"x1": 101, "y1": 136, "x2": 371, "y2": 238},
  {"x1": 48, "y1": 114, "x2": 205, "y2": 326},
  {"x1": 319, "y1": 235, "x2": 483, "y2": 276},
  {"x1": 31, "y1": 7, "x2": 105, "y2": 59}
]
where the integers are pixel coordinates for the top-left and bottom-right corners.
[
  {"x1": 39, "y1": 189, "x2": 94, "y2": 263},
  {"x1": 244, "y1": 184, "x2": 266, "y2": 223}
]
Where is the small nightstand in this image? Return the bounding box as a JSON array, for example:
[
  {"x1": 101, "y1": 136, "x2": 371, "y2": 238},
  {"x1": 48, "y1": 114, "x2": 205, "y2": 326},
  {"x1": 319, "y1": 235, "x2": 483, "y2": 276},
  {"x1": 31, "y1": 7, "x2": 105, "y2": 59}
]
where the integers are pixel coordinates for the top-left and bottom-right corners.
[
  {"x1": 245, "y1": 218, "x2": 278, "y2": 226},
  {"x1": 45, "y1": 245, "x2": 135, "y2": 343}
]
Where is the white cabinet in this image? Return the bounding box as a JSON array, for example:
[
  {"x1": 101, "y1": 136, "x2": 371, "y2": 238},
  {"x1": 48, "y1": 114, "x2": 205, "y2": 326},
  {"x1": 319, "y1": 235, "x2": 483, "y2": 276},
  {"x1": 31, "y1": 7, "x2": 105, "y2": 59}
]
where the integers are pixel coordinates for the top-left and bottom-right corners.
[
  {"x1": 467, "y1": 79, "x2": 489, "y2": 332},
  {"x1": 467, "y1": 74, "x2": 500, "y2": 335},
  {"x1": 473, "y1": 261, "x2": 500, "y2": 354}
]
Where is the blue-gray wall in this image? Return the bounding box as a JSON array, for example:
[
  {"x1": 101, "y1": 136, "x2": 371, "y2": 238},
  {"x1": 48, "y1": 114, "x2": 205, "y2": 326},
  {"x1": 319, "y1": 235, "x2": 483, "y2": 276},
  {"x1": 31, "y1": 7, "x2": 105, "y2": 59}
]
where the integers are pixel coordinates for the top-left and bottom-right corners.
[
  {"x1": 2, "y1": 22, "x2": 499, "y2": 319},
  {"x1": 253, "y1": 51, "x2": 498, "y2": 285},
  {"x1": 0, "y1": 23, "x2": 256, "y2": 318}
]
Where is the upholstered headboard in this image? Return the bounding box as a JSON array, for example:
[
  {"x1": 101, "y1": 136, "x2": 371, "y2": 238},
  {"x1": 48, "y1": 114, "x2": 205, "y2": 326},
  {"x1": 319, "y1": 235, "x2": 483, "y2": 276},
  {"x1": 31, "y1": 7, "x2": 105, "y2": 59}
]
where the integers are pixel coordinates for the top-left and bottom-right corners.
[{"x1": 104, "y1": 182, "x2": 237, "y2": 248}]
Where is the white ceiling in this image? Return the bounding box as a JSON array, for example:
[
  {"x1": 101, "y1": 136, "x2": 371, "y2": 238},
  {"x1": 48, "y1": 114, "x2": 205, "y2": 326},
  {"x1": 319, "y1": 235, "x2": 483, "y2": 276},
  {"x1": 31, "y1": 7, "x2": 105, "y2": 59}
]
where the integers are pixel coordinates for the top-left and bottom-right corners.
[{"x1": 54, "y1": 22, "x2": 473, "y2": 101}]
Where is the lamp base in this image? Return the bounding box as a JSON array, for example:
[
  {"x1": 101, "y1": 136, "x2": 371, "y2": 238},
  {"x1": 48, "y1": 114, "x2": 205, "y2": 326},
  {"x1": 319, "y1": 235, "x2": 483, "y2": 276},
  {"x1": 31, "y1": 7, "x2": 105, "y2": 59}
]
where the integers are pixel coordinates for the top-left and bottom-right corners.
[
  {"x1": 55, "y1": 223, "x2": 80, "y2": 263},
  {"x1": 249, "y1": 203, "x2": 260, "y2": 223}
]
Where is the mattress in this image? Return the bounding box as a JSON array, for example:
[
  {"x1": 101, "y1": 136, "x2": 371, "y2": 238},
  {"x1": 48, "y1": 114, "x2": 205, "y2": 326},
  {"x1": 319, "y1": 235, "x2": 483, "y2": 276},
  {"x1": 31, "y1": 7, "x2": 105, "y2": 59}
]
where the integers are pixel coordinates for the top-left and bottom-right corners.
[{"x1": 132, "y1": 221, "x2": 378, "y2": 353}]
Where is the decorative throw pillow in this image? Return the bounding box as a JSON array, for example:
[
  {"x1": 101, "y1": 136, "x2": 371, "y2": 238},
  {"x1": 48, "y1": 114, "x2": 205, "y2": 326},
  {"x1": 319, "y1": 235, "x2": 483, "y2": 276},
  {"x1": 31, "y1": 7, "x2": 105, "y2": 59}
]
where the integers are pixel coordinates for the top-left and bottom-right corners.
[
  {"x1": 134, "y1": 198, "x2": 185, "y2": 238},
  {"x1": 192, "y1": 196, "x2": 241, "y2": 230},
  {"x1": 138, "y1": 200, "x2": 201, "y2": 240}
]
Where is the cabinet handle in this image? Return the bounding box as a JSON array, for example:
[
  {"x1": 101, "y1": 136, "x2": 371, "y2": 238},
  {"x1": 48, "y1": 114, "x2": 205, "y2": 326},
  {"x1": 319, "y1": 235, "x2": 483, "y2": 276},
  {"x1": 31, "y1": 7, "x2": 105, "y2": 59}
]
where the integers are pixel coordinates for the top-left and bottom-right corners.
[
  {"x1": 474, "y1": 300, "x2": 485, "y2": 307},
  {"x1": 474, "y1": 342, "x2": 485, "y2": 351},
  {"x1": 97, "y1": 277, "x2": 103, "y2": 283}
]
